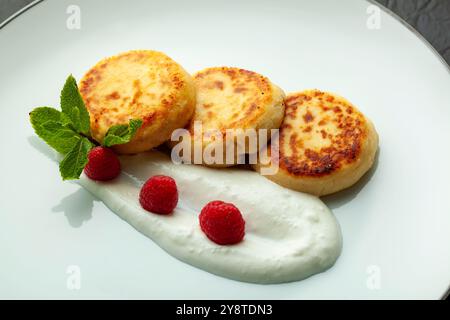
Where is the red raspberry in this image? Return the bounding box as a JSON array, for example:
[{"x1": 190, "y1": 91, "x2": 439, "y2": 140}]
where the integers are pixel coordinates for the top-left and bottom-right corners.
[
  {"x1": 84, "y1": 146, "x2": 121, "y2": 181},
  {"x1": 199, "y1": 200, "x2": 245, "y2": 245},
  {"x1": 139, "y1": 175, "x2": 178, "y2": 215}
]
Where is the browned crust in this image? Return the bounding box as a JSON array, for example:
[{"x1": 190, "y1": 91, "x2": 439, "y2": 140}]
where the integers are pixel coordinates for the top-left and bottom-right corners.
[
  {"x1": 278, "y1": 90, "x2": 368, "y2": 177},
  {"x1": 79, "y1": 50, "x2": 193, "y2": 148},
  {"x1": 190, "y1": 67, "x2": 276, "y2": 135}
]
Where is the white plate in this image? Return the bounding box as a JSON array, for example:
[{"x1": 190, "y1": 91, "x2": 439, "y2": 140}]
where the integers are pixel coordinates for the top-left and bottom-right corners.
[{"x1": 1, "y1": 0, "x2": 449, "y2": 299}]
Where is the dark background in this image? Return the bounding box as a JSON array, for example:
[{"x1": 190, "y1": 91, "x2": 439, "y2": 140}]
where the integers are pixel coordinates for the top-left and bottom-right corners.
[
  {"x1": 1, "y1": 0, "x2": 449, "y2": 66},
  {"x1": 0, "y1": 0, "x2": 449, "y2": 300},
  {"x1": 376, "y1": 0, "x2": 450, "y2": 65}
]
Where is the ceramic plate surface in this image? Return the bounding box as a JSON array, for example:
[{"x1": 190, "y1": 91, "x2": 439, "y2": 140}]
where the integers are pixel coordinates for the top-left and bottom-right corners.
[{"x1": 1, "y1": 0, "x2": 449, "y2": 299}]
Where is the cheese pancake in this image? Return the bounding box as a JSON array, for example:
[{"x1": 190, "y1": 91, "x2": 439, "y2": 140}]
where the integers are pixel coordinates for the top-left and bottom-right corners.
[
  {"x1": 170, "y1": 67, "x2": 285, "y2": 166},
  {"x1": 79, "y1": 50, "x2": 196, "y2": 154},
  {"x1": 253, "y1": 90, "x2": 378, "y2": 196}
]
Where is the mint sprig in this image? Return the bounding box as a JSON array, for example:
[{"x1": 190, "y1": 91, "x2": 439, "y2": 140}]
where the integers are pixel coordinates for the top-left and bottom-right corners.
[
  {"x1": 29, "y1": 75, "x2": 142, "y2": 180},
  {"x1": 60, "y1": 75, "x2": 91, "y2": 136},
  {"x1": 103, "y1": 119, "x2": 143, "y2": 147},
  {"x1": 29, "y1": 107, "x2": 80, "y2": 154},
  {"x1": 59, "y1": 138, "x2": 94, "y2": 180}
]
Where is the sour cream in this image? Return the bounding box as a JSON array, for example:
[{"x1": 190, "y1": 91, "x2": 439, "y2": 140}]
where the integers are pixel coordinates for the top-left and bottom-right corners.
[{"x1": 79, "y1": 151, "x2": 342, "y2": 284}]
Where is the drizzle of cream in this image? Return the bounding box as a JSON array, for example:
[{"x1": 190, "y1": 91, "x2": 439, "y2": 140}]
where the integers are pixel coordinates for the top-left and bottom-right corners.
[{"x1": 79, "y1": 151, "x2": 342, "y2": 284}]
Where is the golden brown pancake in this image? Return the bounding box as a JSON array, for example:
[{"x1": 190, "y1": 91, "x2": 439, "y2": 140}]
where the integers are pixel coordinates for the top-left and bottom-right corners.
[
  {"x1": 79, "y1": 50, "x2": 196, "y2": 154},
  {"x1": 253, "y1": 89, "x2": 378, "y2": 196},
  {"x1": 169, "y1": 67, "x2": 285, "y2": 166}
]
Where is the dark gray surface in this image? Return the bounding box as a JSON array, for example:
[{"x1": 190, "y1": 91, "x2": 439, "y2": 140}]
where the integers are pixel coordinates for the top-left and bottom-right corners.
[
  {"x1": 377, "y1": 0, "x2": 450, "y2": 65},
  {"x1": 0, "y1": 0, "x2": 34, "y2": 24}
]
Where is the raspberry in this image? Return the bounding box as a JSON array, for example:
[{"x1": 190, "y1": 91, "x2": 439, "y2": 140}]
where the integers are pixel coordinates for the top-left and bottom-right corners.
[
  {"x1": 84, "y1": 146, "x2": 121, "y2": 181},
  {"x1": 199, "y1": 200, "x2": 245, "y2": 245},
  {"x1": 139, "y1": 175, "x2": 178, "y2": 215}
]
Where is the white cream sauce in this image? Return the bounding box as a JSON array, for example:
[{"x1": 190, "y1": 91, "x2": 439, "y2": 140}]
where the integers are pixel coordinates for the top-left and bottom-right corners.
[{"x1": 79, "y1": 151, "x2": 342, "y2": 283}]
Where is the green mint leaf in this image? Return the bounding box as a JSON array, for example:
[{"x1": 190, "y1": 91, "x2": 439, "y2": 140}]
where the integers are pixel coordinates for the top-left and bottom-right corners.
[
  {"x1": 29, "y1": 107, "x2": 81, "y2": 154},
  {"x1": 41, "y1": 121, "x2": 81, "y2": 154},
  {"x1": 60, "y1": 74, "x2": 91, "y2": 136},
  {"x1": 103, "y1": 119, "x2": 143, "y2": 147},
  {"x1": 60, "y1": 112, "x2": 74, "y2": 128},
  {"x1": 29, "y1": 106, "x2": 61, "y2": 124},
  {"x1": 59, "y1": 137, "x2": 93, "y2": 180}
]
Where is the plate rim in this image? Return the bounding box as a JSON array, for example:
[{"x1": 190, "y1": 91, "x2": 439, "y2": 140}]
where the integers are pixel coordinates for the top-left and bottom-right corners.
[
  {"x1": 1, "y1": 0, "x2": 449, "y2": 300},
  {"x1": 0, "y1": 0, "x2": 43, "y2": 30}
]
